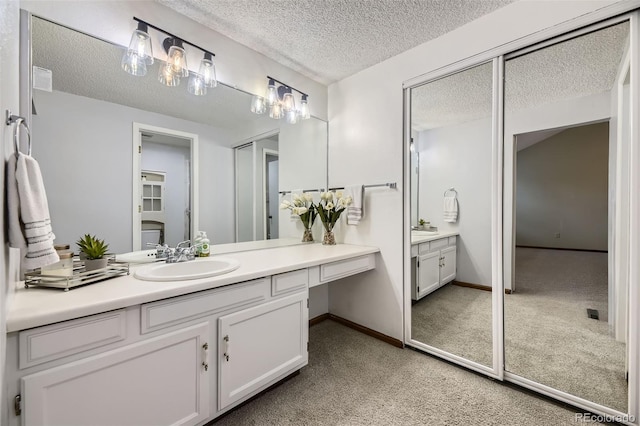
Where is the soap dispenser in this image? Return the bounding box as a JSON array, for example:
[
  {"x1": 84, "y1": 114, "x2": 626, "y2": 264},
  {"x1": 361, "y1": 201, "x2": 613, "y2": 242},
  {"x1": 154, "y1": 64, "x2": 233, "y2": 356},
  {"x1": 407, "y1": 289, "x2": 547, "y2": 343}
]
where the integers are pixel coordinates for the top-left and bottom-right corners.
[
  {"x1": 200, "y1": 232, "x2": 210, "y2": 257},
  {"x1": 194, "y1": 231, "x2": 204, "y2": 256}
]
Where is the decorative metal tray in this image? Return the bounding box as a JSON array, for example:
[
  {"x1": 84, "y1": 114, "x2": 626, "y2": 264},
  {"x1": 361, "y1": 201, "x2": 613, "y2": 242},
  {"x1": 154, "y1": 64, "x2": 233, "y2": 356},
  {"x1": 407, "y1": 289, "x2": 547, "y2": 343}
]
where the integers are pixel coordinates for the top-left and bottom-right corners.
[{"x1": 25, "y1": 257, "x2": 130, "y2": 291}]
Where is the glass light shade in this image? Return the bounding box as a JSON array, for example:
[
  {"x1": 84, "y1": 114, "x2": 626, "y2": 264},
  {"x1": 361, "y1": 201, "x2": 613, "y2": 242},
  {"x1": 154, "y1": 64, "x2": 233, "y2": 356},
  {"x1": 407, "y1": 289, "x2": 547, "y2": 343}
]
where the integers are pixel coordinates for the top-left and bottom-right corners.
[
  {"x1": 266, "y1": 79, "x2": 277, "y2": 106},
  {"x1": 126, "y1": 26, "x2": 154, "y2": 65},
  {"x1": 121, "y1": 52, "x2": 147, "y2": 76},
  {"x1": 199, "y1": 54, "x2": 217, "y2": 88},
  {"x1": 167, "y1": 45, "x2": 189, "y2": 77},
  {"x1": 188, "y1": 73, "x2": 207, "y2": 95},
  {"x1": 285, "y1": 108, "x2": 298, "y2": 124},
  {"x1": 251, "y1": 95, "x2": 266, "y2": 114},
  {"x1": 282, "y1": 89, "x2": 295, "y2": 112},
  {"x1": 299, "y1": 94, "x2": 310, "y2": 119},
  {"x1": 158, "y1": 61, "x2": 181, "y2": 86},
  {"x1": 269, "y1": 101, "x2": 283, "y2": 119}
]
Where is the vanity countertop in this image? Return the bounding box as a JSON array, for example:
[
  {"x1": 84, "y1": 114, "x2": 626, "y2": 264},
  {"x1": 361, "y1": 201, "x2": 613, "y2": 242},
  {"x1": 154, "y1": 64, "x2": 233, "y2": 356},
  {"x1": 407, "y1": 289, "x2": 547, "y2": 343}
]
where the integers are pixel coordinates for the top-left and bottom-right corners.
[
  {"x1": 7, "y1": 243, "x2": 379, "y2": 333},
  {"x1": 410, "y1": 231, "x2": 459, "y2": 245}
]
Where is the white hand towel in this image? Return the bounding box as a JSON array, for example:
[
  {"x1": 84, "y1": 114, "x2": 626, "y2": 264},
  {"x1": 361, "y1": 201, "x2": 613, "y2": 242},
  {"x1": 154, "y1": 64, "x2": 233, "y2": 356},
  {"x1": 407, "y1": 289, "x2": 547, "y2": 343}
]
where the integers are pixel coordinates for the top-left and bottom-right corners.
[
  {"x1": 7, "y1": 153, "x2": 59, "y2": 270},
  {"x1": 443, "y1": 195, "x2": 458, "y2": 223},
  {"x1": 345, "y1": 185, "x2": 364, "y2": 225}
]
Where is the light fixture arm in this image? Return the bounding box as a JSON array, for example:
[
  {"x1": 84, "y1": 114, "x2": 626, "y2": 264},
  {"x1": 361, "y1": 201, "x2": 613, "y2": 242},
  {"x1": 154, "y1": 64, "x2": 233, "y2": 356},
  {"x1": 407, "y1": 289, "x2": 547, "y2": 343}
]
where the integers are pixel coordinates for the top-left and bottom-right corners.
[
  {"x1": 133, "y1": 16, "x2": 215, "y2": 58},
  {"x1": 266, "y1": 75, "x2": 308, "y2": 97}
]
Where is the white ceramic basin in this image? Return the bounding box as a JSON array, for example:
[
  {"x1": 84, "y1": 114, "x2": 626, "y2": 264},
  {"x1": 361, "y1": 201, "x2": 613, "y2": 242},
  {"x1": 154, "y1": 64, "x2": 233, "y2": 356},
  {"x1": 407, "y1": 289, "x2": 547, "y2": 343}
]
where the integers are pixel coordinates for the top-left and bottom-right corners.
[
  {"x1": 412, "y1": 230, "x2": 439, "y2": 236},
  {"x1": 134, "y1": 257, "x2": 240, "y2": 281}
]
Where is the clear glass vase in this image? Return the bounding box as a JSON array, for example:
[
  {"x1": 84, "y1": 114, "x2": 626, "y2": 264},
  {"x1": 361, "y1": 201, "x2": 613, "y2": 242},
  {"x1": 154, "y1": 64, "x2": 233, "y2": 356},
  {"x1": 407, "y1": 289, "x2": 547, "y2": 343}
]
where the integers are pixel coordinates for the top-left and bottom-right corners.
[
  {"x1": 322, "y1": 224, "x2": 336, "y2": 245},
  {"x1": 302, "y1": 228, "x2": 314, "y2": 242}
]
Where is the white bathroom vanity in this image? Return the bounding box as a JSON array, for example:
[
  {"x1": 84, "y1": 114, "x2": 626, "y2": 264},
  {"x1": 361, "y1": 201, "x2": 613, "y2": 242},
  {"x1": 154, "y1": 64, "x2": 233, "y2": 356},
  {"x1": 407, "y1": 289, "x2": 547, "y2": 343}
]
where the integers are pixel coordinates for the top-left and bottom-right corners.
[{"x1": 4, "y1": 243, "x2": 377, "y2": 426}]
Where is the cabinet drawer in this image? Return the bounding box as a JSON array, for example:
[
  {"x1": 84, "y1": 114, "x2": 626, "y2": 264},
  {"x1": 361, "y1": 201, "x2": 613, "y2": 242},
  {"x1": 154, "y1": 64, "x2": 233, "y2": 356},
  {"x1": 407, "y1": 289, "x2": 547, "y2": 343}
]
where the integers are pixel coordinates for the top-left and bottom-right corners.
[
  {"x1": 19, "y1": 310, "x2": 126, "y2": 369},
  {"x1": 429, "y1": 238, "x2": 448, "y2": 251},
  {"x1": 272, "y1": 269, "x2": 308, "y2": 296},
  {"x1": 417, "y1": 242, "x2": 430, "y2": 255},
  {"x1": 309, "y1": 254, "x2": 376, "y2": 286},
  {"x1": 141, "y1": 278, "x2": 269, "y2": 334},
  {"x1": 448, "y1": 236, "x2": 457, "y2": 246}
]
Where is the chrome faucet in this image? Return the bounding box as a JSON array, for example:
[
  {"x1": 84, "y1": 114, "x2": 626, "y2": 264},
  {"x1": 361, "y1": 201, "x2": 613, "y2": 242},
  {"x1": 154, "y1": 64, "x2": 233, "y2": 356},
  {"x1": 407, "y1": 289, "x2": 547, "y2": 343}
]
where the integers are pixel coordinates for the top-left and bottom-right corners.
[{"x1": 150, "y1": 241, "x2": 198, "y2": 263}]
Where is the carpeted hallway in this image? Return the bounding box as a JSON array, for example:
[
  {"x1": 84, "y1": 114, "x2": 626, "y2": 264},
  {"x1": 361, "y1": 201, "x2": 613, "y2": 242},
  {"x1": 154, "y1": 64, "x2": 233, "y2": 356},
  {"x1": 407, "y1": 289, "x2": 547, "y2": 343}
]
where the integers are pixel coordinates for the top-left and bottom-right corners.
[{"x1": 214, "y1": 320, "x2": 601, "y2": 425}]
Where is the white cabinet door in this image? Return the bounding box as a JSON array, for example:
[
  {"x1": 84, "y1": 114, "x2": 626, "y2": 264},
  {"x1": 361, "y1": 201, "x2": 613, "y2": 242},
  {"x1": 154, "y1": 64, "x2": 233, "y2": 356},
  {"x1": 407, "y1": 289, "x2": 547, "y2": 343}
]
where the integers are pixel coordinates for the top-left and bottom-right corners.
[
  {"x1": 417, "y1": 251, "x2": 441, "y2": 299},
  {"x1": 22, "y1": 323, "x2": 210, "y2": 426},
  {"x1": 218, "y1": 291, "x2": 308, "y2": 410},
  {"x1": 440, "y1": 245, "x2": 457, "y2": 284}
]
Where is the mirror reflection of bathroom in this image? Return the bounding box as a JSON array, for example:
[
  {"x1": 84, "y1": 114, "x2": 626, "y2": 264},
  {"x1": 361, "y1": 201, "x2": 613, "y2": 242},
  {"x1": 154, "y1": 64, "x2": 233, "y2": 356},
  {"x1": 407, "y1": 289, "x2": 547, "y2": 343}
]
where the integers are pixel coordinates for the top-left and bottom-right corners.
[
  {"x1": 504, "y1": 20, "x2": 630, "y2": 412},
  {"x1": 409, "y1": 61, "x2": 494, "y2": 368},
  {"x1": 139, "y1": 130, "x2": 192, "y2": 249},
  {"x1": 29, "y1": 16, "x2": 327, "y2": 253}
]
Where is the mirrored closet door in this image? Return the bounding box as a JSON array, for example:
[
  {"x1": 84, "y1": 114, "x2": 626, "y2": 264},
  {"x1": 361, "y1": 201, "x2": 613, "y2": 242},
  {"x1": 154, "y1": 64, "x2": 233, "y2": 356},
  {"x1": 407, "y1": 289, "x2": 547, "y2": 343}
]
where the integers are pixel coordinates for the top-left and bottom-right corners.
[
  {"x1": 405, "y1": 7, "x2": 638, "y2": 421},
  {"x1": 407, "y1": 61, "x2": 497, "y2": 371},
  {"x1": 503, "y1": 18, "x2": 633, "y2": 414}
]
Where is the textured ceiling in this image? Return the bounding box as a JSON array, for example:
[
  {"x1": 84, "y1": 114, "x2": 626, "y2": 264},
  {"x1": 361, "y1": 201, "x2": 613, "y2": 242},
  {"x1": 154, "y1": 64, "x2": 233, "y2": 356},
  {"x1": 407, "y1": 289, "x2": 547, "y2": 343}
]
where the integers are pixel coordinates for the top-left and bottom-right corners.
[
  {"x1": 412, "y1": 21, "x2": 630, "y2": 131},
  {"x1": 32, "y1": 17, "x2": 275, "y2": 139},
  {"x1": 157, "y1": 0, "x2": 517, "y2": 85}
]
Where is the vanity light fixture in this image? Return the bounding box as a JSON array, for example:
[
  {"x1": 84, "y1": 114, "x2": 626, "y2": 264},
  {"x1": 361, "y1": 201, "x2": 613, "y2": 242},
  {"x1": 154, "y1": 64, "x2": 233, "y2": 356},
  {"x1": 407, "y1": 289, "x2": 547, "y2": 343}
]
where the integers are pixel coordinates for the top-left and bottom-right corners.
[
  {"x1": 121, "y1": 21, "x2": 153, "y2": 76},
  {"x1": 122, "y1": 17, "x2": 217, "y2": 95},
  {"x1": 252, "y1": 76, "x2": 310, "y2": 123}
]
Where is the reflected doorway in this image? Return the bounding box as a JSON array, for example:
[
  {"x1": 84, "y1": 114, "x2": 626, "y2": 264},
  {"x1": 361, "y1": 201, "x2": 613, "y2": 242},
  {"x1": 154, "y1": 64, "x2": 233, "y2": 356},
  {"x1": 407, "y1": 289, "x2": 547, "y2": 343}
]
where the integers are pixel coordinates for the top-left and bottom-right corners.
[
  {"x1": 264, "y1": 151, "x2": 279, "y2": 239},
  {"x1": 132, "y1": 123, "x2": 198, "y2": 251},
  {"x1": 506, "y1": 121, "x2": 627, "y2": 412}
]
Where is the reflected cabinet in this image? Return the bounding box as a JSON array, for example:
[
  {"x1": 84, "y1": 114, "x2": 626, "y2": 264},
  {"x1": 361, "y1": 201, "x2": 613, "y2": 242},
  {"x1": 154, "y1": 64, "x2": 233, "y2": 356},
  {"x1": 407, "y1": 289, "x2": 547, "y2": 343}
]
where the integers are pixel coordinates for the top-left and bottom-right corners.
[{"x1": 405, "y1": 10, "x2": 638, "y2": 422}]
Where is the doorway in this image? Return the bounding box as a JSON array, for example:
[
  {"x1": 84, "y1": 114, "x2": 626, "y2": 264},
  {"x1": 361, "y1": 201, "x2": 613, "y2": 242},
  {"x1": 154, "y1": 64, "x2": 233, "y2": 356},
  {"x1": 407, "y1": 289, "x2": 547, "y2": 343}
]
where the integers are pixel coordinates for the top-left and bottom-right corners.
[
  {"x1": 506, "y1": 121, "x2": 627, "y2": 411},
  {"x1": 132, "y1": 123, "x2": 198, "y2": 250}
]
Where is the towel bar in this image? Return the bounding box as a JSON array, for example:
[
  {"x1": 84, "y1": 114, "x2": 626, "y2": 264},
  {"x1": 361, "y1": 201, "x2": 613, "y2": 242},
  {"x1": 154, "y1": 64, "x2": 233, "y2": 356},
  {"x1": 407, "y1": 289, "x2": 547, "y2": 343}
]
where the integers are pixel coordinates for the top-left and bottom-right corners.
[{"x1": 6, "y1": 110, "x2": 31, "y2": 158}]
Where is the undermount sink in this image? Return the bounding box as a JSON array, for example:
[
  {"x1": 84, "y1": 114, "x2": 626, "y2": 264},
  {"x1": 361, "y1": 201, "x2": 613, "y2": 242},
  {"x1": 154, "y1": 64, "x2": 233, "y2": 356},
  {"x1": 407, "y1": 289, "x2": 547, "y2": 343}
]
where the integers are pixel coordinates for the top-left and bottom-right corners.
[
  {"x1": 412, "y1": 230, "x2": 439, "y2": 236},
  {"x1": 134, "y1": 257, "x2": 240, "y2": 282}
]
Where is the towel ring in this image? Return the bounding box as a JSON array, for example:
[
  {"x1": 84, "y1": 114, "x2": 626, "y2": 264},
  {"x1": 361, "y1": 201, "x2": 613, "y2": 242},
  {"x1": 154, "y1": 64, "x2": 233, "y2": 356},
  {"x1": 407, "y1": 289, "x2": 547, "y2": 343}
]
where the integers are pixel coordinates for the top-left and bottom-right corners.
[
  {"x1": 444, "y1": 188, "x2": 457, "y2": 197},
  {"x1": 6, "y1": 111, "x2": 31, "y2": 158}
]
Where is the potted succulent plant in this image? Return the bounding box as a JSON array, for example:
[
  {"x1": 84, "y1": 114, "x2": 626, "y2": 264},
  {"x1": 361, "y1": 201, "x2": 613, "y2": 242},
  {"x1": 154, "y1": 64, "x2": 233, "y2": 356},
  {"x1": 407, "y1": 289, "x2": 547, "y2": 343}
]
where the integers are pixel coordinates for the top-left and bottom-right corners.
[{"x1": 76, "y1": 234, "x2": 110, "y2": 271}]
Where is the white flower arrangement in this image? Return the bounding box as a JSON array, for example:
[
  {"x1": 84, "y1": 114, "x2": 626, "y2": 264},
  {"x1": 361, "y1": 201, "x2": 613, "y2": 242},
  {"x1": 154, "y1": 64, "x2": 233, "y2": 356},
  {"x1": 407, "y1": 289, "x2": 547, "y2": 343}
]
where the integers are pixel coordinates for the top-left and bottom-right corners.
[
  {"x1": 280, "y1": 193, "x2": 317, "y2": 230},
  {"x1": 317, "y1": 191, "x2": 352, "y2": 232}
]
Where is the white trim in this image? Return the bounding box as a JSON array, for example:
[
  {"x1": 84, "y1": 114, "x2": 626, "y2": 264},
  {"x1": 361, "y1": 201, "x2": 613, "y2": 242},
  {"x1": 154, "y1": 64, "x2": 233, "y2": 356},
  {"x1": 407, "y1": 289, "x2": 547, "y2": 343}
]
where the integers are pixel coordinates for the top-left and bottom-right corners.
[
  {"x1": 505, "y1": 372, "x2": 635, "y2": 425},
  {"x1": 406, "y1": 339, "x2": 501, "y2": 379},
  {"x1": 262, "y1": 148, "x2": 279, "y2": 240},
  {"x1": 403, "y1": 86, "x2": 412, "y2": 345},
  {"x1": 493, "y1": 56, "x2": 504, "y2": 379},
  {"x1": 402, "y1": 1, "x2": 639, "y2": 89},
  {"x1": 627, "y1": 9, "x2": 639, "y2": 422},
  {"x1": 132, "y1": 123, "x2": 199, "y2": 251}
]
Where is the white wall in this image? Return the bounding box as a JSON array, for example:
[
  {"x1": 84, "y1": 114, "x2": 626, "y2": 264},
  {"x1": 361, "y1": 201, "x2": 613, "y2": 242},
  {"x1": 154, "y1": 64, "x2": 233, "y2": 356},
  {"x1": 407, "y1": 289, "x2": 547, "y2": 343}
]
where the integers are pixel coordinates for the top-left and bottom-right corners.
[
  {"x1": 21, "y1": 0, "x2": 327, "y2": 121},
  {"x1": 418, "y1": 116, "x2": 493, "y2": 286},
  {"x1": 328, "y1": 1, "x2": 625, "y2": 341},
  {"x1": 32, "y1": 90, "x2": 235, "y2": 254},
  {"x1": 278, "y1": 118, "x2": 328, "y2": 242},
  {"x1": 0, "y1": 0, "x2": 20, "y2": 421},
  {"x1": 516, "y1": 122, "x2": 609, "y2": 251}
]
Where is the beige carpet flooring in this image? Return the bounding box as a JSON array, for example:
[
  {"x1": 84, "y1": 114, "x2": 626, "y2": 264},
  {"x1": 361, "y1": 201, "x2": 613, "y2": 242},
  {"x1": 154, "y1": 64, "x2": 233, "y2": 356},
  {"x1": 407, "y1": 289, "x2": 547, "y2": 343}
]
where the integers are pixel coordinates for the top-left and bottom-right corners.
[
  {"x1": 505, "y1": 248, "x2": 627, "y2": 412},
  {"x1": 214, "y1": 320, "x2": 601, "y2": 425},
  {"x1": 411, "y1": 284, "x2": 493, "y2": 367},
  {"x1": 410, "y1": 247, "x2": 627, "y2": 413}
]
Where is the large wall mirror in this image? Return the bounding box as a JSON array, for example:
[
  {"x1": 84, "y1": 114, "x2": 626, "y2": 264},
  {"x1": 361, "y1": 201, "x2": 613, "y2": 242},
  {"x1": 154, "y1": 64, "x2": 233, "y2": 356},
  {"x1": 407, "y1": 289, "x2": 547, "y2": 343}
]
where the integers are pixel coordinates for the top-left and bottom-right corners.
[
  {"x1": 503, "y1": 19, "x2": 631, "y2": 414},
  {"x1": 405, "y1": 10, "x2": 637, "y2": 420},
  {"x1": 408, "y1": 61, "x2": 496, "y2": 370},
  {"x1": 26, "y1": 15, "x2": 328, "y2": 254}
]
